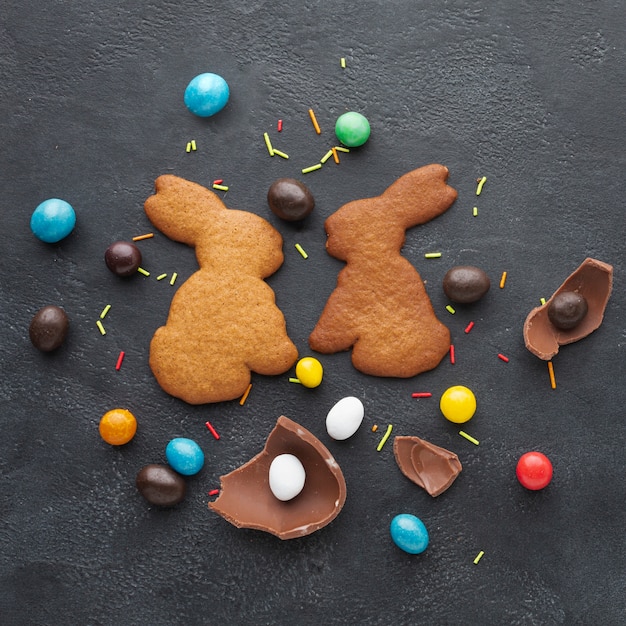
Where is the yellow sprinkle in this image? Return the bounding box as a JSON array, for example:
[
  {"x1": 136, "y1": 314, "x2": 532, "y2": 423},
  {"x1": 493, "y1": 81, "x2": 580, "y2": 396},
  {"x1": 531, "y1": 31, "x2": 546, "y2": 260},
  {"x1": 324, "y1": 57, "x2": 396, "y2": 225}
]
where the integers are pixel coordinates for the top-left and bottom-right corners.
[
  {"x1": 239, "y1": 383, "x2": 253, "y2": 406},
  {"x1": 170, "y1": 272, "x2": 178, "y2": 286},
  {"x1": 446, "y1": 305, "x2": 456, "y2": 314},
  {"x1": 459, "y1": 431, "x2": 479, "y2": 445},
  {"x1": 156, "y1": 273, "x2": 167, "y2": 281},
  {"x1": 289, "y1": 377, "x2": 301, "y2": 384},
  {"x1": 302, "y1": 164, "x2": 322, "y2": 174},
  {"x1": 132, "y1": 233, "x2": 154, "y2": 241},
  {"x1": 473, "y1": 551, "x2": 485, "y2": 564},
  {"x1": 272, "y1": 149, "x2": 289, "y2": 159},
  {"x1": 331, "y1": 147, "x2": 340, "y2": 164},
  {"x1": 137, "y1": 267, "x2": 150, "y2": 276},
  {"x1": 334, "y1": 146, "x2": 350, "y2": 153},
  {"x1": 263, "y1": 132, "x2": 274, "y2": 156},
  {"x1": 320, "y1": 150, "x2": 334, "y2": 164},
  {"x1": 191, "y1": 140, "x2": 197, "y2": 151},
  {"x1": 308, "y1": 108, "x2": 322, "y2": 134},
  {"x1": 295, "y1": 243, "x2": 308, "y2": 259},
  {"x1": 476, "y1": 176, "x2": 487, "y2": 196},
  {"x1": 540, "y1": 297, "x2": 546, "y2": 305},
  {"x1": 100, "y1": 304, "x2": 111, "y2": 319},
  {"x1": 96, "y1": 320, "x2": 106, "y2": 336},
  {"x1": 371, "y1": 424, "x2": 378, "y2": 432},
  {"x1": 472, "y1": 206, "x2": 478, "y2": 217},
  {"x1": 340, "y1": 57, "x2": 346, "y2": 68},
  {"x1": 213, "y1": 184, "x2": 229, "y2": 191},
  {"x1": 186, "y1": 142, "x2": 191, "y2": 153},
  {"x1": 376, "y1": 424, "x2": 393, "y2": 451},
  {"x1": 548, "y1": 361, "x2": 557, "y2": 389},
  {"x1": 499, "y1": 271, "x2": 507, "y2": 289},
  {"x1": 424, "y1": 252, "x2": 442, "y2": 259}
]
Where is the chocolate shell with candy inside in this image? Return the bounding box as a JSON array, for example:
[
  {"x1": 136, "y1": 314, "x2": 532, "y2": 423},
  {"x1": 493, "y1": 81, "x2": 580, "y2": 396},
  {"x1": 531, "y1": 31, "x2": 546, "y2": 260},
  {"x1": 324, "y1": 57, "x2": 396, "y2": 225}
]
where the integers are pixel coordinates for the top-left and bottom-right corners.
[{"x1": 523, "y1": 258, "x2": 613, "y2": 360}]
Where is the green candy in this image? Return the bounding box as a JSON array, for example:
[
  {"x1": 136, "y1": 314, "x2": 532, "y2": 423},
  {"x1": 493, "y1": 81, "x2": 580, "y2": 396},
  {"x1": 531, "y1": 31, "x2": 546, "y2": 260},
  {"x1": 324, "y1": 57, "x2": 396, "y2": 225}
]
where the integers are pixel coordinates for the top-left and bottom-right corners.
[{"x1": 334, "y1": 111, "x2": 370, "y2": 147}]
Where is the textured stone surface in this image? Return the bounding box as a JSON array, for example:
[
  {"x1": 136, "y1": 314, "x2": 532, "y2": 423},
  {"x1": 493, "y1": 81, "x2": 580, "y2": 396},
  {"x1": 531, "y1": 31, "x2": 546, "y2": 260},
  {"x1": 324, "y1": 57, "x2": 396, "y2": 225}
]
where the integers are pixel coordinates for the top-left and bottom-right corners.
[{"x1": 1, "y1": 1, "x2": 625, "y2": 624}]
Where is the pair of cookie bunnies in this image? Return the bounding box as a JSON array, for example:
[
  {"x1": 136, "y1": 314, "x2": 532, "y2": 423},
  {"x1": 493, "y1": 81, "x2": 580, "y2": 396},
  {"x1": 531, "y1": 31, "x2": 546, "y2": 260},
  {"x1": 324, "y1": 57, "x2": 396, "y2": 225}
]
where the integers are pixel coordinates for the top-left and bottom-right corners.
[{"x1": 145, "y1": 164, "x2": 458, "y2": 404}]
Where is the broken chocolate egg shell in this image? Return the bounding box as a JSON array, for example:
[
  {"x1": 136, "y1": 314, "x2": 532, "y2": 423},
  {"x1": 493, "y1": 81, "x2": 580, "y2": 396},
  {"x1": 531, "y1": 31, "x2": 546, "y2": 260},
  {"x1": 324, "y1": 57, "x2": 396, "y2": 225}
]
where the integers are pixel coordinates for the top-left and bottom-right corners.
[
  {"x1": 523, "y1": 258, "x2": 613, "y2": 360},
  {"x1": 394, "y1": 436, "x2": 462, "y2": 497},
  {"x1": 209, "y1": 415, "x2": 347, "y2": 540}
]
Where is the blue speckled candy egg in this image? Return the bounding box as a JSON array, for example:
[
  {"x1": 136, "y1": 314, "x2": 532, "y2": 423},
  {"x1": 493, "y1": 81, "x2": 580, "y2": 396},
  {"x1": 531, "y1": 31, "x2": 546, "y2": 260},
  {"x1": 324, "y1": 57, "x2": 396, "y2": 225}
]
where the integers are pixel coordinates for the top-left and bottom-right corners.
[
  {"x1": 390, "y1": 513, "x2": 429, "y2": 554},
  {"x1": 184, "y1": 73, "x2": 230, "y2": 117},
  {"x1": 30, "y1": 198, "x2": 76, "y2": 243},
  {"x1": 165, "y1": 437, "x2": 205, "y2": 476}
]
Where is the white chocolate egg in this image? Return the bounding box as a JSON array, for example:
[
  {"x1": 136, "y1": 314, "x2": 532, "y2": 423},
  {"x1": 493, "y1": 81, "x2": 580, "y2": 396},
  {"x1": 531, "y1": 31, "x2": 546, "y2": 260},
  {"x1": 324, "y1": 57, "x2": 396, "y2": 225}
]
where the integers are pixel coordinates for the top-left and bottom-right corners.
[
  {"x1": 268, "y1": 454, "x2": 306, "y2": 501},
  {"x1": 326, "y1": 396, "x2": 364, "y2": 440}
]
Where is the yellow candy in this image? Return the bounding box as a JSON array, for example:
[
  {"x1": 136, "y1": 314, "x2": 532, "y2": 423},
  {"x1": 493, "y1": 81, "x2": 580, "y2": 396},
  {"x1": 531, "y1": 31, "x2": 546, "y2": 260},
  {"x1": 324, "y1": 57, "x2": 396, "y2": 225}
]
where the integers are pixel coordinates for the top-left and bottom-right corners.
[
  {"x1": 99, "y1": 408, "x2": 137, "y2": 445},
  {"x1": 440, "y1": 386, "x2": 476, "y2": 424},
  {"x1": 295, "y1": 357, "x2": 323, "y2": 388}
]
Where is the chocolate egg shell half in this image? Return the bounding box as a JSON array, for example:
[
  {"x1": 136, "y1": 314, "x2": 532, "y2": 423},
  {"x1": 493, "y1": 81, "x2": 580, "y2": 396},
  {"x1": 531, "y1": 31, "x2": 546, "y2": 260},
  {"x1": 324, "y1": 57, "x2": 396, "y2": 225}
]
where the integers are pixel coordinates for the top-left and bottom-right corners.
[
  {"x1": 209, "y1": 415, "x2": 346, "y2": 540},
  {"x1": 523, "y1": 258, "x2": 613, "y2": 360},
  {"x1": 393, "y1": 436, "x2": 462, "y2": 497}
]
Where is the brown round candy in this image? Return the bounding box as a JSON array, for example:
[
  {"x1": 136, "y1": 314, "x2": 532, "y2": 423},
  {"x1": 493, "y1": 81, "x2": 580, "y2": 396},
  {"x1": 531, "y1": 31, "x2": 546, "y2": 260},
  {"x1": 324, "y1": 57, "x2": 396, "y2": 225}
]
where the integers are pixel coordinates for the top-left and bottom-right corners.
[
  {"x1": 267, "y1": 178, "x2": 315, "y2": 221},
  {"x1": 547, "y1": 291, "x2": 588, "y2": 330},
  {"x1": 29, "y1": 305, "x2": 69, "y2": 351},
  {"x1": 104, "y1": 241, "x2": 142, "y2": 277},
  {"x1": 443, "y1": 266, "x2": 490, "y2": 303},
  {"x1": 136, "y1": 464, "x2": 186, "y2": 507}
]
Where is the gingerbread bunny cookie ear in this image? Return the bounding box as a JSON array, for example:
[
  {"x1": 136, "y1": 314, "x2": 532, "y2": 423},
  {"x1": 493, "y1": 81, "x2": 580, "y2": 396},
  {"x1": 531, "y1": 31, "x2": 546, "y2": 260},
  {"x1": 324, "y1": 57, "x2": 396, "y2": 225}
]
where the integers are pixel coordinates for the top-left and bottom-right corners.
[
  {"x1": 145, "y1": 175, "x2": 227, "y2": 246},
  {"x1": 310, "y1": 164, "x2": 456, "y2": 378},
  {"x1": 145, "y1": 175, "x2": 297, "y2": 404}
]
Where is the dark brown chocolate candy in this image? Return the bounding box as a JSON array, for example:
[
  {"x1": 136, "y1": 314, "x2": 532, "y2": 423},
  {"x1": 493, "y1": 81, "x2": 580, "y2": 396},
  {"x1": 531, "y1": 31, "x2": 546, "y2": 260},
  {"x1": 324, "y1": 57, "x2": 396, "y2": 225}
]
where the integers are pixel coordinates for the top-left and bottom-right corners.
[
  {"x1": 547, "y1": 291, "x2": 588, "y2": 330},
  {"x1": 209, "y1": 415, "x2": 346, "y2": 540},
  {"x1": 29, "y1": 305, "x2": 69, "y2": 352},
  {"x1": 136, "y1": 464, "x2": 186, "y2": 507},
  {"x1": 442, "y1": 266, "x2": 490, "y2": 303},
  {"x1": 393, "y1": 436, "x2": 462, "y2": 497},
  {"x1": 104, "y1": 241, "x2": 142, "y2": 277},
  {"x1": 524, "y1": 258, "x2": 613, "y2": 360},
  {"x1": 267, "y1": 178, "x2": 315, "y2": 221}
]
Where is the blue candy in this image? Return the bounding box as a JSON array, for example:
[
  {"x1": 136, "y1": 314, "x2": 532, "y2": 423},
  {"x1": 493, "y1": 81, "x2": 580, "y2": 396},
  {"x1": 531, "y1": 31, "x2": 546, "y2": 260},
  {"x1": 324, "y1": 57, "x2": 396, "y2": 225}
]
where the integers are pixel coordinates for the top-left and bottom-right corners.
[
  {"x1": 390, "y1": 513, "x2": 429, "y2": 554},
  {"x1": 30, "y1": 198, "x2": 76, "y2": 243},
  {"x1": 165, "y1": 438, "x2": 205, "y2": 476},
  {"x1": 184, "y1": 73, "x2": 230, "y2": 117}
]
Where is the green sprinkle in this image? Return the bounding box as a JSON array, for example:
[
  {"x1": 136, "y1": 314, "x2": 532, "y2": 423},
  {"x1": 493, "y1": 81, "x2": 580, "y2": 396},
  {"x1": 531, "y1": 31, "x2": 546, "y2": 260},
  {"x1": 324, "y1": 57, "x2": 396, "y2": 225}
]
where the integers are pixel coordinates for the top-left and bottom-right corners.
[
  {"x1": 540, "y1": 297, "x2": 546, "y2": 305},
  {"x1": 295, "y1": 243, "x2": 308, "y2": 259},
  {"x1": 186, "y1": 142, "x2": 191, "y2": 153},
  {"x1": 137, "y1": 267, "x2": 150, "y2": 276},
  {"x1": 96, "y1": 320, "x2": 106, "y2": 336},
  {"x1": 302, "y1": 164, "x2": 322, "y2": 174},
  {"x1": 157, "y1": 274, "x2": 167, "y2": 281},
  {"x1": 320, "y1": 150, "x2": 334, "y2": 164},
  {"x1": 263, "y1": 132, "x2": 274, "y2": 156},
  {"x1": 376, "y1": 424, "x2": 393, "y2": 452},
  {"x1": 334, "y1": 146, "x2": 350, "y2": 153},
  {"x1": 473, "y1": 550, "x2": 485, "y2": 564},
  {"x1": 476, "y1": 176, "x2": 487, "y2": 196},
  {"x1": 473, "y1": 206, "x2": 478, "y2": 216},
  {"x1": 424, "y1": 252, "x2": 442, "y2": 259},
  {"x1": 190, "y1": 140, "x2": 197, "y2": 151},
  {"x1": 213, "y1": 184, "x2": 229, "y2": 191},
  {"x1": 272, "y1": 149, "x2": 289, "y2": 159},
  {"x1": 340, "y1": 57, "x2": 346, "y2": 68},
  {"x1": 289, "y1": 377, "x2": 301, "y2": 384},
  {"x1": 100, "y1": 304, "x2": 111, "y2": 319},
  {"x1": 446, "y1": 305, "x2": 456, "y2": 314},
  {"x1": 459, "y1": 430, "x2": 479, "y2": 446},
  {"x1": 170, "y1": 272, "x2": 178, "y2": 286}
]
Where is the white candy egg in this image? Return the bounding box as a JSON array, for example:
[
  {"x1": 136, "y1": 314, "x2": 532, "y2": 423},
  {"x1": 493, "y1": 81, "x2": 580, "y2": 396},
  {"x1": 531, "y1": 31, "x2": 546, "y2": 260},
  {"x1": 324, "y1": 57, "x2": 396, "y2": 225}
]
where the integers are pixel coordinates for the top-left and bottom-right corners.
[
  {"x1": 326, "y1": 396, "x2": 364, "y2": 440},
  {"x1": 268, "y1": 454, "x2": 306, "y2": 501}
]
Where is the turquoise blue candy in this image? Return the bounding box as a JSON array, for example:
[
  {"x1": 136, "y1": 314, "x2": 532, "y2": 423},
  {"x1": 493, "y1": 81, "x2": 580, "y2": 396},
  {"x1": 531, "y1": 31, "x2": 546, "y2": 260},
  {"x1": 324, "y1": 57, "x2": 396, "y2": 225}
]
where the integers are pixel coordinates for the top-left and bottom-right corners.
[
  {"x1": 390, "y1": 513, "x2": 429, "y2": 554},
  {"x1": 184, "y1": 73, "x2": 230, "y2": 117},
  {"x1": 165, "y1": 438, "x2": 205, "y2": 476},
  {"x1": 30, "y1": 199, "x2": 76, "y2": 243},
  {"x1": 335, "y1": 111, "x2": 371, "y2": 147}
]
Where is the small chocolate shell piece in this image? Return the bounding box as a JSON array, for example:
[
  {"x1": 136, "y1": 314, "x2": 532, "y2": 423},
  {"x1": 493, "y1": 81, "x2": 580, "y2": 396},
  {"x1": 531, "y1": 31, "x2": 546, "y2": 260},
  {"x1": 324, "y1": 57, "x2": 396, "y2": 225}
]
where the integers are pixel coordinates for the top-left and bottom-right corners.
[
  {"x1": 523, "y1": 258, "x2": 613, "y2": 360},
  {"x1": 209, "y1": 416, "x2": 346, "y2": 540},
  {"x1": 393, "y1": 436, "x2": 462, "y2": 497}
]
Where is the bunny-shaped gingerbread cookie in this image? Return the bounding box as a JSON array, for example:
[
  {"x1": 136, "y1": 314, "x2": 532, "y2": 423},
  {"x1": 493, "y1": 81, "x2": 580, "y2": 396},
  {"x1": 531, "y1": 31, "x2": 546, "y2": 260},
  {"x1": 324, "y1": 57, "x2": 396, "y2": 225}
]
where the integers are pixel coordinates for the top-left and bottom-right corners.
[
  {"x1": 145, "y1": 175, "x2": 298, "y2": 404},
  {"x1": 309, "y1": 164, "x2": 457, "y2": 377}
]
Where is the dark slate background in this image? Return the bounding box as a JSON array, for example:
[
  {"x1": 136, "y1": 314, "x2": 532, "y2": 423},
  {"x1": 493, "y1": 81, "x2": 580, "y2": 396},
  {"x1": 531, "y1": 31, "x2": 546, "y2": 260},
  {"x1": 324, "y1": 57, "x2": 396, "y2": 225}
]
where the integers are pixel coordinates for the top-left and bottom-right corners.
[{"x1": 1, "y1": 1, "x2": 625, "y2": 624}]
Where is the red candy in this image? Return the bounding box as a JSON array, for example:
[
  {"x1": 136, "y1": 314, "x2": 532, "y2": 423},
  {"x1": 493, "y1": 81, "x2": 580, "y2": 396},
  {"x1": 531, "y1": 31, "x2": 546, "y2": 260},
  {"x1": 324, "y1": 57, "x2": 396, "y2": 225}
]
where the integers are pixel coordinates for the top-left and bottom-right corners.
[{"x1": 516, "y1": 451, "x2": 553, "y2": 490}]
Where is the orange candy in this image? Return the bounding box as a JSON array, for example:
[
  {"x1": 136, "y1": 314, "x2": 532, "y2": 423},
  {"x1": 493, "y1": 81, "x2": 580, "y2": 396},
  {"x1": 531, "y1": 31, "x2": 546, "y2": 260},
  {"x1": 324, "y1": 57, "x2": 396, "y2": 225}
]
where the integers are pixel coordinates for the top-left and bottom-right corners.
[{"x1": 99, "y1": 408, "x2": 137, "y2": 445}]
